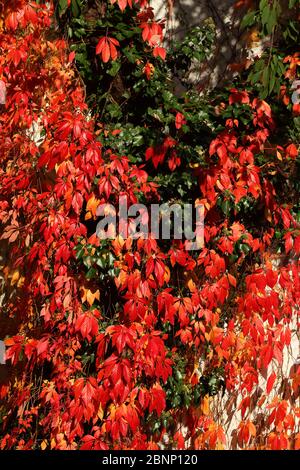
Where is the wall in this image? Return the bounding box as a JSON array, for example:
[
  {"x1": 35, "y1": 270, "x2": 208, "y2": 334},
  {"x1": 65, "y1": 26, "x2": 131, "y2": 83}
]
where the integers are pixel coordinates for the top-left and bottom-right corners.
[{"x1": 152, "y1": 0, "x2": 247, "y2": 90}]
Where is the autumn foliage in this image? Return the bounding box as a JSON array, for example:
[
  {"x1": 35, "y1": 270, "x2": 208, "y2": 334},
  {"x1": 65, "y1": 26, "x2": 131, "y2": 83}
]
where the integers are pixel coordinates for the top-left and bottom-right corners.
[{"x1": 0, "y1": 0, "x2": 299, "y2": 450}]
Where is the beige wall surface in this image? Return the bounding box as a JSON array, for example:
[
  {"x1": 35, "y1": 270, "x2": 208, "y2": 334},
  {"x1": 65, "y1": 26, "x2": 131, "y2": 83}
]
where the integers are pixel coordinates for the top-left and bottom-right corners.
[{"x1": 152, "y1": 0, "x2": 245, "y2": 89}]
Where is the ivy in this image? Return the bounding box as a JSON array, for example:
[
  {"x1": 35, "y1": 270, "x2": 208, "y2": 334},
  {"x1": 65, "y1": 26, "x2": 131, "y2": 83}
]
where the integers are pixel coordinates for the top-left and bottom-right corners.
[{"x1": 0, "y1": 0, "x2": 299, "y2": 451}]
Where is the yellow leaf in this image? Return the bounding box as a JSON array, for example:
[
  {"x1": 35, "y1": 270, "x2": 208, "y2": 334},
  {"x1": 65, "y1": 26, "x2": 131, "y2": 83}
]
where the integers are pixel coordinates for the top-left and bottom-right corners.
[
  {"x1": 216, "y1": 442, "x2": 225, "y2": 450},
  {"x1": 41, "y1": 440, "x2": 48, "y2": 450},
  {"x1": 97, "y1": 403, "x2": 104, "y2": 420},
  {"x1": 86, "y1": 289, "x2": 95, "y2": 306},
  {"x1": 216, "y1": 179, "x2": 224, "y2": 191},
  {"x1": 10, "y1": 270, "x2": 20, "y2": 286},
  {"x1": 201, "y1": 395, "x2": 210, "y2": 416},
  {"x1": 80, "y1": 287, "x2": 88, "y2": 303},
  {"x1": 189, "y1": 162, "x2": 200, "y2": 169},
  {"x1": 17, "y1": 276, "x2": 25, "y2": 288},
  {"x1": 82, "y1": 287, "x2": 100, "y2": 306},
  {"x1": 204, "y1": 331, "x2": 211, "y2": 342}
]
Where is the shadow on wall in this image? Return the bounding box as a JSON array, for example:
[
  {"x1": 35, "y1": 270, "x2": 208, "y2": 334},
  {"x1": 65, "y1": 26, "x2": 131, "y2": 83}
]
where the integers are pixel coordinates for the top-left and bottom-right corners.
[{"x1": 152, "y1": 0, "x2": 249, "y2": 90}]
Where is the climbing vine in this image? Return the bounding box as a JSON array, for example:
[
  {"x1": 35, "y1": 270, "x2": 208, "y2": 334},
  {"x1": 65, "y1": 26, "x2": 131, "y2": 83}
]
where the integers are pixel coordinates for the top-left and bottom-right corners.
[{"x1": 0, "y1": 0, "x2": 299, "y2": 450}]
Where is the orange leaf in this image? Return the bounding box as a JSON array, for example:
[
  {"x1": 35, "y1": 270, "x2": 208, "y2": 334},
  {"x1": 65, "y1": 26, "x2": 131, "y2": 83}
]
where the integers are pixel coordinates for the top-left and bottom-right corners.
[{"x1": 85, "y1": 194, "x2": 100, "y2": 220}]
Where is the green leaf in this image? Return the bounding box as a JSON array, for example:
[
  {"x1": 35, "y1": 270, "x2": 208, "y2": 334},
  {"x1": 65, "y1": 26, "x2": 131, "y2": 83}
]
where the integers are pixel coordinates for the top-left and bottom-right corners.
[
  {"x1": 58, "y1": 0, "x2": 69, "y2": 16},
  {"x1": 261, "y1": 6, "x2": 270, "y2": 31},
  {"x1": 107, "y1": 61, "x2": 121, "y2": 77},
  {"x1": 71, "y1": 0, "x2": 81, "y2": 18},
  {"x1": 266, "y1": 7, "x2": 277, "y2": 35},
  {"x1": 75, "y1": 245, "x2": 85, "y2": 260},
  {"x1": 268, "y1": 70, "x2": 276, "y2": 95},
  {"x1": 262, "y1": 66, "x2": 270, "y2": 88},
  {"x1": 221, "y1": 200, "x2": 230, "y2": 215},
  {"x1": 259, "y1": 0, "x2": 268, "y2": 9},
  {"x1": 250, "y1": 70, "x2": 262, "y2": 85},
  {"x1": 86, "y1": 267, "x2": 97, "y2": 279},
  {"x1": 240, "y1": 10, "x2": 257, "y2": 29},
  {"x1": 240, "y1": 243, "x2": 251, "y2": 255}
]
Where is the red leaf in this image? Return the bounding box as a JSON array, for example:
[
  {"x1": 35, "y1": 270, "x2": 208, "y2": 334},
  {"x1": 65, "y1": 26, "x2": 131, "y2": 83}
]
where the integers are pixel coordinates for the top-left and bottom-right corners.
[
  {"x1": 76, "y1": 313, "x2": 99, "y2": 341},
  {"x1": 5, "y1": 12, "x2": 18, "y2": 30},
  {"x1": 174, "y1": 431, "x2": 185, "y2": 449},
  {"x1": 148, "y1": 383, "x2": 166, "y2": 415},
  {"x1": 154, "y1": 259, "x2": 165, "y2": 286},
  {"x1": 175, "y1": 112, "x2": 186, "y2": 130},
  {"x1": 36, "y1": 338, "x2": 49, "y2": 357},
  {"x1": 106, "y1": 325, "x2": 136, "y2": 354},
  {"x1": 153, "y1": 46, "x2": 166, "y2": 60},
  {"x1": 68, "y1": 51, "x2": 76, "y2": 63},
  {"x1": 109, "y1": 42, "x2": 118, "y2": 61},
  {"x1": 111, "y1": 0, "x2": 132, "y2": 11},
  {"x1": 266, "y1": 371, "x2": 276, "y2": 394},
  {"x1": 229, "y1": 88, "x2": 250, "y2": 105},
  {"x1": 4, "y1": 336, "x2": 23, "y2": 365},
  {"x1": 96, "y1": 37, "x2": 119, "y2": 63},
  {"x1": 286, "y1": 143, "x2": 298, "y2": 159},
  {"x1": 228, "y1": 273, "x2": 237, "y2": 287},
  {"x1": 81, "y1": 435, "x2": 95, "y2": 450}
]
